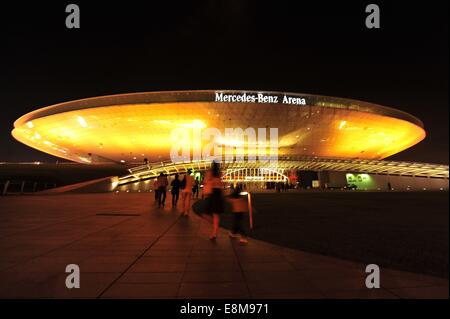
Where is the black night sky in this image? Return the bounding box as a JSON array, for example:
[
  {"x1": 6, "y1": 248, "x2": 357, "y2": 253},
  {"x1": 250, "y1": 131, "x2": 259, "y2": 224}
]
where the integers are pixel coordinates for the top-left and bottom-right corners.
[{"x1": 1, "y1": 1, "x2": 448, "y2": 164}]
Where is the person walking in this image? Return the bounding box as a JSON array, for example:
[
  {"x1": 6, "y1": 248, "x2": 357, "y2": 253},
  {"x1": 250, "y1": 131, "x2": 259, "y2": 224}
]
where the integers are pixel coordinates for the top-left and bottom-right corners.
[
  {"x1": 203, "y1": 161, "x2": 224, "y2": 240},
  {"x1": 227, "y1": 185, "x2": 249, "y2": 244},
  {"x1": 171, "y1": 173, "x2": 181, "y2": 208},
  {"x1": 153, "y1": 178, "x2": 160, "y2": 203},
  {"x1": 180, "y1": 169, "x2": 194, "y2": 216},
  {"x1": 192, "y1": 176, "x2": 200, "y2": 199},
  {"x1": 156, "y1": 173, "x2": 169, "y2": 208}
]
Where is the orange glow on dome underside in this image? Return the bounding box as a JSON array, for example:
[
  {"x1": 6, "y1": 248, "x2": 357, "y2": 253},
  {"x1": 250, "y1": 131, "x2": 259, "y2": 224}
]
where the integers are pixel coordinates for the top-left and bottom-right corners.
[{"x1": 12, "y1": 102, "x2": 425, "y2": 163}]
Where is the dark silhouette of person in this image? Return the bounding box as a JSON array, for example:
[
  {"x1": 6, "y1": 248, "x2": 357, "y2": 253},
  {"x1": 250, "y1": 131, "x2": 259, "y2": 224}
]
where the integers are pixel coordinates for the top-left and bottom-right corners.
[
  {"x1": 153, "y1": 178, "x2": 159, "y2": 203},
  {"x1": 227, "y1": 185, "x2": 249, "y2": 244},
  {"x1": 156, "y1": 173, "x2": 169, "y2": 208},
  {"x1": 203, "y1": 161, "x2": 224, "y2": 240},
  {"x1": 180, "y1": 169, "x2": 194, "y2": 216},
  {"x1": 171, "y1": 174, "x2": 180, "y2": 207},
  {"x1": 192, "y1": 176, "x2": 200, "y2": 199}
]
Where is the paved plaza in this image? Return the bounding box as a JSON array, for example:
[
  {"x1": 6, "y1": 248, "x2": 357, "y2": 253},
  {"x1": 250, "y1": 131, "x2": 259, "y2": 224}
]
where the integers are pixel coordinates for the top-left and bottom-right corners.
[{"x1": 0, "y1": 193, "x2": 448, "y2": 298}]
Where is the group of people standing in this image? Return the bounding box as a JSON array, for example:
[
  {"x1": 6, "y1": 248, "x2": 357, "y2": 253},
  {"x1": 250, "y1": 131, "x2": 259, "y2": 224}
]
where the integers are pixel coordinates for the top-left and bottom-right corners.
[
  {"x1": 152, "y1": 162, "x2": 248, "y2": 244},
  {"x1": 153, "y1": 169, "x2": 199, "y2": 216}
]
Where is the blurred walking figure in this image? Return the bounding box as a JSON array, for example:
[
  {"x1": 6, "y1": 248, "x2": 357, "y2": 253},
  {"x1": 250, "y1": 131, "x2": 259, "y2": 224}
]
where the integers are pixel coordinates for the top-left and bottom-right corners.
[
  {"x1": 228, "y1": 185, "x2": 249, "y2": 244},
  {"x1": 156, "y1": 173, "x2": 169, "y2": 208},
  {"x1": 171, "y1": 173, "x2": 180, "y2": 208},
  {"x1": 153, "y1": 178, "x2": 159, "y2": 203},
  {"x1": 192, "y1": 177, "x2": 200, "y2": 199},
  {"x1": 180, "y1": 169, "x2": 194, "y2": 216},
  {"x1": 204, "y1": 161, "x2": 224, "y2": 240}
]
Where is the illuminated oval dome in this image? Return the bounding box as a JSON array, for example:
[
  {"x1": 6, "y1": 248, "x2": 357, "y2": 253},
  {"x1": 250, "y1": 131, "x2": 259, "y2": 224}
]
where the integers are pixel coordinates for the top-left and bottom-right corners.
[{"x1": 12, "y1": 90, "x2": 426, "y2": 164}]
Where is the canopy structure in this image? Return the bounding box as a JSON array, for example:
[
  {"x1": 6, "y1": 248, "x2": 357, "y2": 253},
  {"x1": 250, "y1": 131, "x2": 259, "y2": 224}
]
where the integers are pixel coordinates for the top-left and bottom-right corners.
[{"x1": 118, "y1": 157, "x2": 449, "y2": 186}]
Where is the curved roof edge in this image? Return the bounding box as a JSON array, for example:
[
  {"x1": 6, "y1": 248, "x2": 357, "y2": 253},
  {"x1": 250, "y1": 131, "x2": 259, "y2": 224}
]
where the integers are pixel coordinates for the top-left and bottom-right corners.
[{"x1": 14, "y1": 90, "x2": 425, "y2": 129}]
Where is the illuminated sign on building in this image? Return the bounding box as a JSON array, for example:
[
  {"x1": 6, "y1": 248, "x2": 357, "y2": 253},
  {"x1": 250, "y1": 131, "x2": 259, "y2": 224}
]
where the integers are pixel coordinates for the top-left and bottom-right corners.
[
  {"x1": 346, "y1": 173, "x2": 375, "y2": 189},
  {"x1": 215, "y1": 92, "x2": 307, "y2": 105}
]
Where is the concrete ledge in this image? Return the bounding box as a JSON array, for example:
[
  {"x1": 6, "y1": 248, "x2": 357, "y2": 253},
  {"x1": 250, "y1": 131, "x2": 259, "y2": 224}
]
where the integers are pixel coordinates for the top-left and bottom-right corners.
[{"x1": 38, "y1": 176, "x2": 118, "y2": 194}]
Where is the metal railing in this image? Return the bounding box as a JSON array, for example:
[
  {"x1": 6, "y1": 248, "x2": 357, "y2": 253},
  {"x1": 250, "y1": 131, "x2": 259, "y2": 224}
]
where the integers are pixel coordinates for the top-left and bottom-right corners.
[{"x1": 0, "y1": 180, "x2": 57, "y2": 195}]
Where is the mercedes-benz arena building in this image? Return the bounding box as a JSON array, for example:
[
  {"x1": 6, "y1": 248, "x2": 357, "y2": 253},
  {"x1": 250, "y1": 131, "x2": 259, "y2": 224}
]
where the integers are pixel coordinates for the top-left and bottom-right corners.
[{"x1": 12, "y1": 91, "x2": 449, "y2": 192}]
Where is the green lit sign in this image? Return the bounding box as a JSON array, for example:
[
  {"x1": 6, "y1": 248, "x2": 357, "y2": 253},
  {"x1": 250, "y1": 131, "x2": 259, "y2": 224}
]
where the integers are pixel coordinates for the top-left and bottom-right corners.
[{"x1": 346, "y1": 173, "x2": 374, "y2": 189}]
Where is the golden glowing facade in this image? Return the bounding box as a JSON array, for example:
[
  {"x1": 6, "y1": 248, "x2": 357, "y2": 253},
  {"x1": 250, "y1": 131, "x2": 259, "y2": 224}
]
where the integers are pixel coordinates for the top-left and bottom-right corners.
[{"x1": 12, "y1": 91, "x2": 426, "y2": 164}]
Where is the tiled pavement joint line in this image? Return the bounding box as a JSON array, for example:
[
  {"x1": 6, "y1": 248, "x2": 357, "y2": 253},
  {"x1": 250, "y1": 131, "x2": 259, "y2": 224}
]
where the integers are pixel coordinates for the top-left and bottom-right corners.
[
  {"x1": 0, "y1": 212, "x2": 98, "y2": 240},
  {"x1": 197, "y1": 214, "x2": 252, "y2": 298},
  {"x1": 229, "y1": 239, "x2": 253, "y2": 298},
  {"x1": 97, "y1": 213, "x2": 183, "y2": 298},
  {"x1": 193, "y1": 211, "x2": 253, "y2": 298},
  {"x1": 384, "y1": 288, "x2": 406, "y2": 299},
  {"x1": 175, "y1": 215, "x2": 203, "y2": 298},
  {"x1": 384, "y1": 288, "x2": 402, "y2": 298},
  {"x1": 282, "y1": 254, "x2": 326, "y2": 298},
  {"x1": 0, "y1": 214, "x2": 138, "y2": 273},
  {"x1": 0, "y1": 194, "x2": 145, "y2": 241}
]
